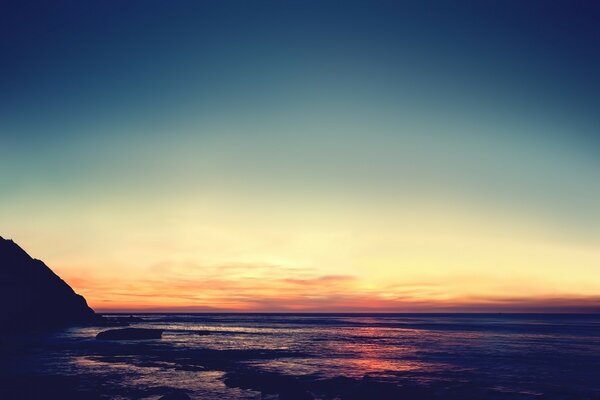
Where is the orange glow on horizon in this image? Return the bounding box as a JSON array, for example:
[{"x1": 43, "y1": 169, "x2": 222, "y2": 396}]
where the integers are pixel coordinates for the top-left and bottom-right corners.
[
  {"x1": 65, "y1": 268, "x2": 600, "y2": 313},
  {"x1": 6, "y1": 195, "x2": 600, "y2": 314}
]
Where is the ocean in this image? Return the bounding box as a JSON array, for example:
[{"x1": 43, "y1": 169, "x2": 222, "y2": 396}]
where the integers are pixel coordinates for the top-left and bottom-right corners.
[{"x1": 3, "y1": 314, "x2": 599, "y2": 399}]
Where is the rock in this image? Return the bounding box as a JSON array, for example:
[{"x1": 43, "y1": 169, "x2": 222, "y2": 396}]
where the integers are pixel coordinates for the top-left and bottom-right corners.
[
  {"x1": 0, "y1": 236, "x2": 100, "y2": 331},
  {"x1": 224, "y1": 370, "x2": 313, "y2": 400},
  {"x1": 159, "y1": 392, "x2": 191, "y2": 400},
  {"x1": 96, "y1": 328, "x2": 163, "y2": 340}
]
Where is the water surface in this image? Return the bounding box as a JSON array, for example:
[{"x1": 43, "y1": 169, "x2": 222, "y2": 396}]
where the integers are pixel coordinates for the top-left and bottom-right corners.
[{"x1": 5, "y1": 314, "x2": 599, "y2": 399}]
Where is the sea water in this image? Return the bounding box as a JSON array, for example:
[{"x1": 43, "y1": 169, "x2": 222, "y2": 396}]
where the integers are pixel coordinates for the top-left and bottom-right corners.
[{"x1": 13, "y1": 314, "x2": 600, "y2": 399}]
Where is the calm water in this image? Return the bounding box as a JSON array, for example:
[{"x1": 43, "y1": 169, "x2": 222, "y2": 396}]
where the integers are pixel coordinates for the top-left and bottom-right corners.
[{"x1": 9, "y1": 314, "x2": 600, "y2": 399}]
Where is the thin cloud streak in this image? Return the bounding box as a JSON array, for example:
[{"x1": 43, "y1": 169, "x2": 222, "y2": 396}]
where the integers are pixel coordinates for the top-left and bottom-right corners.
[{"x1": 66, "y1": 261, "x2": 600, "y2": 313}]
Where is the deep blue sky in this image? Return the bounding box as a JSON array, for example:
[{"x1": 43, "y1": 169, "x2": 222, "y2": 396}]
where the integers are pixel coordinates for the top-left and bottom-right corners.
[{"x1": 2, "y1": 1, "x2": 599, "y2": 140}]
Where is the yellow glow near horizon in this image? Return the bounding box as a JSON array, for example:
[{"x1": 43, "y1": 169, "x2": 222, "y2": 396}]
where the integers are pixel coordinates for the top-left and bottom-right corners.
[{"x1": 4, "y1": 191, "x2": 599, "y2": 312}]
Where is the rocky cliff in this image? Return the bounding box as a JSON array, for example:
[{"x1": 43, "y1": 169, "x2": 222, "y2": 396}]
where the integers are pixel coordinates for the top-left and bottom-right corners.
[{"x1": 0, "y1": 236, "x2": 98, "y2": 330}]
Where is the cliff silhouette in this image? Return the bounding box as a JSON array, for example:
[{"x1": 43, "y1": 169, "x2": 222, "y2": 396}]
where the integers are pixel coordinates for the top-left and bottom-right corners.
[{"x1": 0, "y1": 236, "x2": 98, "y2": 330}]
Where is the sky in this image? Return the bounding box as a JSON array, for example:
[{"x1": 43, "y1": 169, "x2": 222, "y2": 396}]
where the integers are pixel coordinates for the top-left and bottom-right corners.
[{"x1": 1, "y1": 1, "x2": 599, "y2": 312}]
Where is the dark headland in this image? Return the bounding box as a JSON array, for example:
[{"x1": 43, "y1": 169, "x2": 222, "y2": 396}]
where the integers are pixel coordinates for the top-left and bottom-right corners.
[
  {"x1": 0, "y1": 236, "x2": 170, "y2": 399},
  {"x1": 0, "y1": 236, "x2": 99, "y2": 330}
]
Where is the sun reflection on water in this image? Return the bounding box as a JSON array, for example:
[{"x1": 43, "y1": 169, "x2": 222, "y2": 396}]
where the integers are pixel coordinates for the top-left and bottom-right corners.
[{"x1": 27, "y1": 314, "x2": 600, "y2": 399}]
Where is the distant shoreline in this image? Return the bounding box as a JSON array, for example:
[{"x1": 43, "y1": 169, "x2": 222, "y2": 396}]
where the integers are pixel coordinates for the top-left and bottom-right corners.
[{"x1": 98, "y1": 311, "x2": 600, "y2": 316}]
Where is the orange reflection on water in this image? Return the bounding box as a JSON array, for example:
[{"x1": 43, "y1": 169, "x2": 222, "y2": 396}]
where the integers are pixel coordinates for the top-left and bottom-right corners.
[
  {"x1": 250, "y1": 325, "x2": 446, "y2": 380},
  {"x1": 327, "y1": 326, "x2": 439, "y2": 377}
]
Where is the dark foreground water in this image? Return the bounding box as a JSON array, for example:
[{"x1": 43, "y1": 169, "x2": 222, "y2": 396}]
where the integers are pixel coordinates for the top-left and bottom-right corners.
[{"x1": 1, "y1": 314, "x2": 599, "y2": 399}]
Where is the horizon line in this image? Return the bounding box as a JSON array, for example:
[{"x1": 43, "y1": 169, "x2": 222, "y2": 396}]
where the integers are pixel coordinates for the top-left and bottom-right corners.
[{"x1": 96, "y1": 309, "x2": 600, "y2": 315}]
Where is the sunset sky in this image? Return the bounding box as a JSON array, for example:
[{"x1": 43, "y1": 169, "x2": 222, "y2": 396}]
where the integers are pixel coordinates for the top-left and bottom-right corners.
[{"x1": 1, "y1": 1, "x2": 599, "y2": 312}]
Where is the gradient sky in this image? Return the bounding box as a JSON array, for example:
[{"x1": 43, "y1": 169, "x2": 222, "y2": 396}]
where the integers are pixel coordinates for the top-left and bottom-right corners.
[{"x1": 1, "y1": 1, "x2": 599, "y2": 312}]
